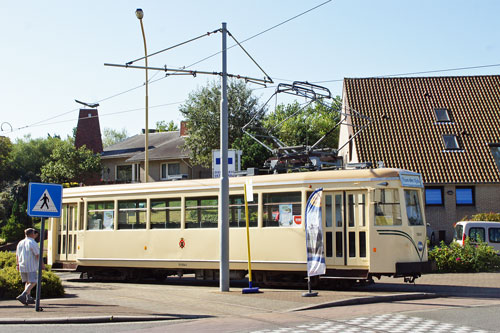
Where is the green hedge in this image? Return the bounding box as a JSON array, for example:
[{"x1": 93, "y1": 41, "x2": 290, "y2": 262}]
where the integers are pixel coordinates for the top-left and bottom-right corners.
[
  {"x1": 462, "y1": 212, "x2": 500, "y2": 222},
  {"x1": 429, "y1": 238, "x2": 500, "y2": 273},
  {"x1": 0, "y1": 251, "x2": 64, "y2": 299}
]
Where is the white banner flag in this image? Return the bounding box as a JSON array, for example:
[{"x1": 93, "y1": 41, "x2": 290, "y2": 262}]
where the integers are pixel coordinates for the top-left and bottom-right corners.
[{"x1": 305, "y1": 188, "x2": 326, "y2": 277}]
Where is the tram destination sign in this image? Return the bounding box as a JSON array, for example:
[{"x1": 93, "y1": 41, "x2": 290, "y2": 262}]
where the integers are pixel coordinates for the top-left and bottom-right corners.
[
  {"x1": 28, "y1": 183, "x2": 63, "y2": 218},
  {"x1": 400, "y1": 173, "x2": 423, "y2": 188}
]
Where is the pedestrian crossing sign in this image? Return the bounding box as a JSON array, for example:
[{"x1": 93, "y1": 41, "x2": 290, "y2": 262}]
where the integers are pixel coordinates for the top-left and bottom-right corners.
[{"x1": 28, "y1": 183, "x2": 63, "y2": 218}]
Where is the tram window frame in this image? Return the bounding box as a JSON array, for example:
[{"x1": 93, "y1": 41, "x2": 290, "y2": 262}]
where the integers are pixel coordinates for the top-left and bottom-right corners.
[
  {"x1": 150, "y1": 198, "x2": 181, "y2": 229},
  {"x1": 185, "y1": 196, "x2": 218, "y2": 228},
  {"x1": 374, "y1": 189, "x2": 402, "y2": 226},
  {"x1": 87, "y1": 201, "x2": 114, "y2": 230},
  {"x1": 404, "y1": 189, "x2": 424, "y2": 226},
  {"x1": 229, "y1": 195, "x2": 258, "y2": 228},
  {"x1": 118, "y1": 200, "x2": 147, "y2": 230},
  {"x1": 262, "y1": 192, "x2": 302, "y2": 227}
]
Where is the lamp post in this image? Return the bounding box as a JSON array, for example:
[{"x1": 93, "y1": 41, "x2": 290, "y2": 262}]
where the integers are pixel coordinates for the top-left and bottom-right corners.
[{"x1": 136, "y1": 8, "x2": 149, "y2": 183}]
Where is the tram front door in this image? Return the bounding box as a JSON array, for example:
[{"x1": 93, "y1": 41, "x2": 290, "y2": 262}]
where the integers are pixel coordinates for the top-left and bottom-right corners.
[
  {"x1": 58, "y1": 204, "x2": 78, "y2": 262},
  {"x1": 323, "y1": 191, "x2": 368, "y2": 267}
]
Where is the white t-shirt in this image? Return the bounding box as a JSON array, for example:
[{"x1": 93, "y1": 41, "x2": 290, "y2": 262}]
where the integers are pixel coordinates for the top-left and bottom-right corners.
[{"x1": 16, "y1": 237, "x2": 40, "y2": 273}]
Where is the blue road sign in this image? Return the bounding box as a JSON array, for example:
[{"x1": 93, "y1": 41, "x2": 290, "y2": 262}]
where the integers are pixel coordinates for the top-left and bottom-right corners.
[{"x1": 28, "y1": 183, "x2": 63, "y2": 218}]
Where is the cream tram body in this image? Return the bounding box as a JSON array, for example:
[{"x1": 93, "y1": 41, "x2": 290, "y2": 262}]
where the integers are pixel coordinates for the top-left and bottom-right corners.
[{"x1": 48, "y1": 168, "x2": 428, "y2": 283}]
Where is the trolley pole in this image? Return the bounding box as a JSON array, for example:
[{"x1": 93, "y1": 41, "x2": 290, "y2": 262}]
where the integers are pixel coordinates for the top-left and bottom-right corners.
[{"x1": 219, "y1": 22, "x2": 230, "y2": 292}]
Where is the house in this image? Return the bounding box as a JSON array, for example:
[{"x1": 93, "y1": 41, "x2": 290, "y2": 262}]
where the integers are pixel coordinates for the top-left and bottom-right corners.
[
  {"x1": 101, "y1": 124, "x2": 211, "y2": 183},
  {"x1": 339, "y1": 75, "x2": 500, "y2": 242}
]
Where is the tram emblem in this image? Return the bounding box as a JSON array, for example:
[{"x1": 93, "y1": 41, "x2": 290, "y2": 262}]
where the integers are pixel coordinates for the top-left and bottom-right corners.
[{"x1": 179, "y1": 238, "x2": 186, "y2": 249}]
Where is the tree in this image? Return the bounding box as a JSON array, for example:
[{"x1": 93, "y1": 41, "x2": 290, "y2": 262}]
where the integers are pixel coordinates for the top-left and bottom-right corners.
[
  {"x1": 180, "y1": 80, "x2": 270, "y2": 168},
  {"x1": 0, "y1": 136, "x2": 12, "y2": 180},
  {"x1": 263, "y1": 97, "x2": 342, "y2": 150},
  {"x1": 6, "y1": 135, "x2": 60, "y2": 183},
  {"x1": 156, "y1": 120, "x2": 179, "y2": 132},
  {"x1": 40, "y1": 140, "x2": 102, "y2": 184},
  {"x1": 102, "y1": 128, "x2": 128, "y2": 148}
]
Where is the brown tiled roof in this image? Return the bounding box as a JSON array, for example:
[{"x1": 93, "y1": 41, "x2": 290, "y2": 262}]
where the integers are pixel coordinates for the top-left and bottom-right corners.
[
  {"x1": 101, "y1": 131, "x2": 189, "y2": 162},
  {"x1": 344, "y1": 75, "x2": 500, "y2": 184}
]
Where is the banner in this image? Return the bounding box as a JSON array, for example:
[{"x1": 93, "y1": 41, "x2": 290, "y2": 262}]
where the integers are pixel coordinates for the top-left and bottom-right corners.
[{"x1": 305, "y1": 188, "x2": 326, "y2": 277}]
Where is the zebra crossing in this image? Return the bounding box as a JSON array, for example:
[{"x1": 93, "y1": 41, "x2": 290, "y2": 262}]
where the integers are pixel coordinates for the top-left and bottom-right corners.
[{"x1": 251, "y1": 313, "x2": 490, "y2": 333}]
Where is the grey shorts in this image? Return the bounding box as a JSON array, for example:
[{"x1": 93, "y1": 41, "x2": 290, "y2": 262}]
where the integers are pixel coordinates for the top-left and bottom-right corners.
[{"x1": 20, "y1": 272, "x2": 37, "y2": 283}]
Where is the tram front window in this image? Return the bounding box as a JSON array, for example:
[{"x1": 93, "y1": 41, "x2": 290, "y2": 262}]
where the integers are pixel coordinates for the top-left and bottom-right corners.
[
  {"x1": 404, "y1": 190, "x2": 424, "y2": 225},
  {"x1": 374, "y1": 189, "x2": 402, "y2": 226}
]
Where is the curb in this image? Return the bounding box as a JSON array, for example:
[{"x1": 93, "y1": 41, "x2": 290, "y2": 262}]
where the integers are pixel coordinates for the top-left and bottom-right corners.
[
  {"x1": 0, "y1": 314, "x2": 206, "y2": 325},
  {"x1": 291, "y1": 292, "x2": 439, "y2": 312}
]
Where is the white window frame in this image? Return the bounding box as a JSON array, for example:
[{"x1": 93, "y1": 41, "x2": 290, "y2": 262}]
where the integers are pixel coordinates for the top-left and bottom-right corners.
[{"x1": 161, "y1": 162, "x2": 181, "y2": 180}]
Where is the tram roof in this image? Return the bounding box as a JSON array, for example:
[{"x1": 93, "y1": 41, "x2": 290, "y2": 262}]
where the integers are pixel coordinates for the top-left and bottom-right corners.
[{"x1": 62, "y1": 168, "x2": 414, "y2": 198}]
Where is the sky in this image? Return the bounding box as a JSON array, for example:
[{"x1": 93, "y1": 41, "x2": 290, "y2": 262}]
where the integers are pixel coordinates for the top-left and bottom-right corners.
[{"x1": 1, "y1": 0, "x2": 499, "y2": 141}]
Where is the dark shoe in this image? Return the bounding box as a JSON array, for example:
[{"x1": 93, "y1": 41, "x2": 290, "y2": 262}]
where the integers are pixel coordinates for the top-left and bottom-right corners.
[
  {"x1": 16, "y1": 294, "x2": 27, "y2": 305},
  {"x1": 27, "y1": 295, "x2": 35, "y2": 304}
]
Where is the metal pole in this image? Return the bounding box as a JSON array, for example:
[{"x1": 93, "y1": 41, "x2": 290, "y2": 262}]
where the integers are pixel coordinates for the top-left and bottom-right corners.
[
  {"x1": 35, "y1": 217, "x2": 45, "y2": 312},
  {"x1": 138, "y1": 11, "x2": 149, "y2": 183},
  {"x1": 219, "y1": 22, "x2": 229, "y2": 292}
]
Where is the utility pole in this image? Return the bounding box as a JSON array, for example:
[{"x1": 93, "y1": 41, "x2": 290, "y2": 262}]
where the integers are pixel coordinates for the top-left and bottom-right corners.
[{"x1": 219, "y1": 22, "x2": 230, "y2": 292}]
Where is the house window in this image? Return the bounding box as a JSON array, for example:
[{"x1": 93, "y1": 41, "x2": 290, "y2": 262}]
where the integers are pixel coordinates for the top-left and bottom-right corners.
[
  {"x1": 443, "y1": 135, "x2": 460, "y2": 150},
  {"x1": 434, "y1": 108, "x2": 451, "y2": 122},
  {"x1": 490, "y1": 144, "x2": 500, "y2": 172},
  {"x1": 116, "y1": 164, "x2": 140, "y2": 182},
  {"x1": 425, "y1": 187, "x2": 444, "y2": 205},
  {"x1": 456, "y1": 187, "x2": 474, "y2": 206},
  {"x1": 161, "y1": 163, "x2": 181, "y2": 179},
  {"x1": 116, "y1": 165, "x2": 132, "y2": 182}
]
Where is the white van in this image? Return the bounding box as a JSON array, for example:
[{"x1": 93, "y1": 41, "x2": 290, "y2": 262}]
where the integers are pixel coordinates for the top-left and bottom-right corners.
[{"x1": 454, "y1": 221, "x2": 500, "y2": 252}]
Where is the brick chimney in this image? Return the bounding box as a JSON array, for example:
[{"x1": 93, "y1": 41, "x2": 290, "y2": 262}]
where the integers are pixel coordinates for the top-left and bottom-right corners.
[
  {"x1": 180, "y1": 121, "x2": 188, "y2": 137},
  {"x1": 75, "y1": 109, "x2": 103, "y2": 153}
]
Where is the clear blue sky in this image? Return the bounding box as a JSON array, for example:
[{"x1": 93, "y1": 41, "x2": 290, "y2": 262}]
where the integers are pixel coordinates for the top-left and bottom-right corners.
[{"x1": 1, "y1": 0, "x2": 499, "y2": 141}]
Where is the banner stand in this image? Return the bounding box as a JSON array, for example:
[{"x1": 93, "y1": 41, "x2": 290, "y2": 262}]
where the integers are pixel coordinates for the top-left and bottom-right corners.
[
  {"x1": 302, "y1": 276, "x2": 318, "y2": 297},
  {"x1": 302, "y1": 187, "x2": 324, "y2": 297}
]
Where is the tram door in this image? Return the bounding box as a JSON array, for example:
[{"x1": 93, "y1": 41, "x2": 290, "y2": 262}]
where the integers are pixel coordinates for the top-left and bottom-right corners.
[
  {"x1": 345, "y1": 192, "x2": 368, "y2": 267},
  {"x1": 58, "y1": 204, "x2": 78, "y2": 261},
  {"x1": 324, "y1": 192, "x2": 345, "y2": 266},
  {"x1": 324, "y1": 191, "x2": 368, "y2": 267}
]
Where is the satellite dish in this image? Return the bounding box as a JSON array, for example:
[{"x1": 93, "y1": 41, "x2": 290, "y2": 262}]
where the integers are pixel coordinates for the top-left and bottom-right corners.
[{"x1": 75, "y1": 99, "x2": 99, "y2": 108}]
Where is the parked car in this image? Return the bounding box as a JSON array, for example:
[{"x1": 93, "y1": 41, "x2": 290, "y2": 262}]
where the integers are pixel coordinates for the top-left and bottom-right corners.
[{"x1": 453, "y1": 221, "x2": 500, "y2": 252}]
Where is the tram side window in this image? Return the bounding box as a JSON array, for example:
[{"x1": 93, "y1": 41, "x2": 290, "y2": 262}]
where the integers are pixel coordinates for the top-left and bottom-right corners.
[
  {"x1": 151, "y1": 199, "x2": 181, "y2": 229},
  {"x1": 185, "y1": 197, "x2": 218, "y2": 228},
  {"x1": 374, "y1": 189, "x2": 402, "y2": 226},
  {"x1": 118, "y1": 200, "x2": 146, "y2": 229},
  {"x1": 263, "y1": 192, "x2": 301, "y2": 227},
  {"x1": 87, "y1": 202, "x2": 114, "y2": 230},
  {"x1": 229, "y1": 195, "x2": 258, "y2": 227},
  {"x1": 404, "y1": 190, "x2": 423, "y2": 225}
]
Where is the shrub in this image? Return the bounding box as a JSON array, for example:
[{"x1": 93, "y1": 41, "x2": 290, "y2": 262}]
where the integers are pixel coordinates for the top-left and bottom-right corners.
[
  {"x1": 429, "y1": 238, "x2": 500, "y2": 273},
  {"x1": 0, "y1": 251, "x2": 64, "y2": 299},
  {"x1": 462, "y1": 212, "x2": 500, "y2": 222},
  {"x1": 0, "y1": 251, "x2": 17, "y2": 268}
]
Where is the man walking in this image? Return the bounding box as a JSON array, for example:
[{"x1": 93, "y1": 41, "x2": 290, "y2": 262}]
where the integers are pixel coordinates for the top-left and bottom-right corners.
[{"x1": 16, "y1": 228, "x2": 43, "y2": 305}]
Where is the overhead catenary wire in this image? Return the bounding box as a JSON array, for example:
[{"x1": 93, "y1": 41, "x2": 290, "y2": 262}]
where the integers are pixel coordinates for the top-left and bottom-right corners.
[{"x1": 5, "y1": 1, "x2": 332, "y2": 134}]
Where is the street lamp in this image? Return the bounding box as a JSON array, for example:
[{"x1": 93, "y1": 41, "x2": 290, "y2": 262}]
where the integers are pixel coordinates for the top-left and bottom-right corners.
[{"x1": 136, "y1": 8, "x2": 149, "y2": 183}]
